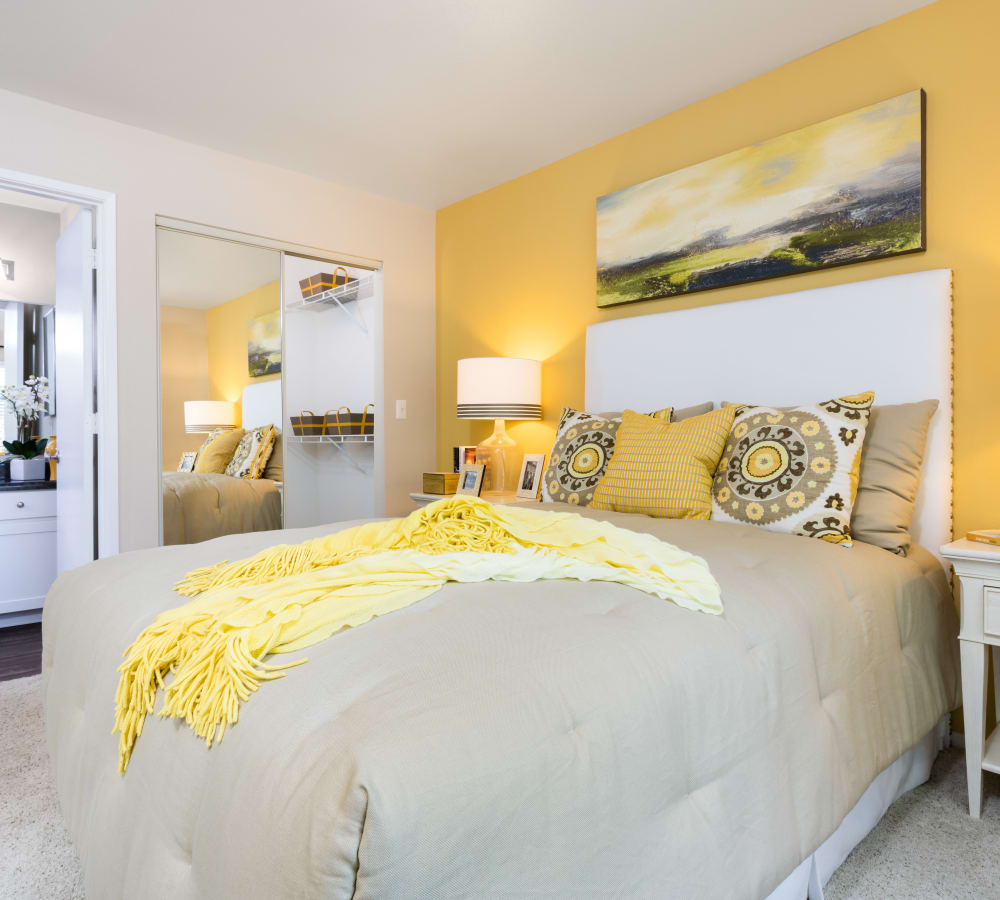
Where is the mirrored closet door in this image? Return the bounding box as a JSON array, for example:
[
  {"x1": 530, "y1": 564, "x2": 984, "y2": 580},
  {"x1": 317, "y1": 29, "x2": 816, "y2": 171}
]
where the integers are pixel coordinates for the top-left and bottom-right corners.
[
  {"x1": 156, "y1": 224, "x2": 383, "y2": 545},
  {"x1": 157, "y1": 228, "x2": 282, "y2": 545}
]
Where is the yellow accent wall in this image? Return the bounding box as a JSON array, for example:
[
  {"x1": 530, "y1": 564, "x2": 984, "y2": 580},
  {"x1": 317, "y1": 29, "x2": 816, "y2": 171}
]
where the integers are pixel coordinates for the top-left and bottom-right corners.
[
  {"x1": 205, "y1": 281, "x2": 281, "y2": 407},
  {"x1": 436, "y1": 0, "x2": 999, "y2": 552},
  {"x1": 159, "y1": 304, "x2": 209, "y2": 470}
]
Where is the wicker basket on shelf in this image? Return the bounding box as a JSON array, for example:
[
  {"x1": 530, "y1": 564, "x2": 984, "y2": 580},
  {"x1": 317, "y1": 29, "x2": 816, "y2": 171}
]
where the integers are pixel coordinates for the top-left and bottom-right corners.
[
  {"x1": 324, "y1": 405, "x2": 375, "y2": 436},
  {"x1": 290, "y1": 411, "x2": 326, "y2": 436}
]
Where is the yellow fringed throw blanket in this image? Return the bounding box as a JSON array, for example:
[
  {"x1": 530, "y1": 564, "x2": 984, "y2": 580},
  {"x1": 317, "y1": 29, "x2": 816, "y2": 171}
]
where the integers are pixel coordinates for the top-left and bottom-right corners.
[{"x1": 114, "y1": 496, "x2": 721, "y2": 772}]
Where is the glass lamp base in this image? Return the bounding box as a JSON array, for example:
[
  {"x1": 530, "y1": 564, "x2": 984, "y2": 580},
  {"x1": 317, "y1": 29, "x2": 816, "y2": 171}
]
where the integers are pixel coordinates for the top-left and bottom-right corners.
[{"x1": 476, "y1": 419, "x2": 522, "y2": 494}]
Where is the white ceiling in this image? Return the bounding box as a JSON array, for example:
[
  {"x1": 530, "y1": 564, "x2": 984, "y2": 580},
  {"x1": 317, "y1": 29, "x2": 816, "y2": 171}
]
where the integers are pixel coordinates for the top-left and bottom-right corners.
[
  {"x1": 157, "y1": 230, "x2": 279, "y2": 309},
  {"x1": 0, "y1": 0, "x2": 931, "y2": 209}
]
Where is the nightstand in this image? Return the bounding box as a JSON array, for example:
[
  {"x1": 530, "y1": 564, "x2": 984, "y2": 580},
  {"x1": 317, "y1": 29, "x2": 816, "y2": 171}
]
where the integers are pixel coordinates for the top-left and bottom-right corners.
[
  {"x1": 409, "y1": 491, "x2": 538, "y2": 509},
  {"x1": 941, "y1": 538, "x2": 1000, "y2": 818}
]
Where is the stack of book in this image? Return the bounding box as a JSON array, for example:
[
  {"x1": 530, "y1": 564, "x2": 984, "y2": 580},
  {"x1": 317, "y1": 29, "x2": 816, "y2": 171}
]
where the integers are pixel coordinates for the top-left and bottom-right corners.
[{"x1": 967, "y1": 530, "x2": 1000, "y2": 547}]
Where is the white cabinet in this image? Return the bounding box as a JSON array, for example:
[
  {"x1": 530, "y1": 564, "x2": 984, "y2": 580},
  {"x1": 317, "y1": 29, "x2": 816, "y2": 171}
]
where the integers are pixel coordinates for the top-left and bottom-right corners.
[
  {"x1": 0, "y1": 487, "x2": 57, "y2": 627},
  {"x1": 941, "y1": 538, "x2": 1000, "y2": 818}
]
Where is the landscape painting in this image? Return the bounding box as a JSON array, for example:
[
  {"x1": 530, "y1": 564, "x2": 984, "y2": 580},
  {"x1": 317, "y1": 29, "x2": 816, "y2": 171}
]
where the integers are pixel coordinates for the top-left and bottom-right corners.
[
  {"x1": 596, "y1": 90, "x2": 925, "y2": 307},
  {"x1": 248, "y1": 310, "x2": 281, "y2": 377}
]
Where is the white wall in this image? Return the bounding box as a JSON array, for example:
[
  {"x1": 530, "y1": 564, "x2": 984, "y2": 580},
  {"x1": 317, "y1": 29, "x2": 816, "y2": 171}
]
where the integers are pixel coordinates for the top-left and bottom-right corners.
[
  {"x1": 0, "y1": 201, "x2": 60, "y2": 306},
  {"x1": 0, "y1": 87, "x2": 436, "y2": 551}
]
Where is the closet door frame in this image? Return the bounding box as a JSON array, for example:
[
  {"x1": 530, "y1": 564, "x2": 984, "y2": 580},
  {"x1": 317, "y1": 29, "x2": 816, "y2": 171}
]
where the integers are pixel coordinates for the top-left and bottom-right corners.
[{"x1": 154, "y1": 216, "x2": 384, "y2": 544}]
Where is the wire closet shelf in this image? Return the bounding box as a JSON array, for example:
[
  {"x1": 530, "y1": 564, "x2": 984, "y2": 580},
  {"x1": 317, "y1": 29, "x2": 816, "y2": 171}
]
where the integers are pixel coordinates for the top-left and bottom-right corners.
[
  {"x1": 285, "y1": 433, "x2": 374, "y2": 445},
  {"x1": 284, "y1": 272, "x2": 376, "y2": 334}
]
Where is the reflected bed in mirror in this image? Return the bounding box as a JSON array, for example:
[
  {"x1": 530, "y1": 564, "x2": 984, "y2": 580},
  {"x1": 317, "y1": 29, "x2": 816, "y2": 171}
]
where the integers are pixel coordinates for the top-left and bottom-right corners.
[{"x1": 161, "y1": 382, "x2": 283, "y2": 545}]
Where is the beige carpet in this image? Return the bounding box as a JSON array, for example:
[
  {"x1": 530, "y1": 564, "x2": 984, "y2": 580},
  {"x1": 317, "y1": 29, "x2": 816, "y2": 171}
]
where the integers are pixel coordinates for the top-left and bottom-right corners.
[
  {"x1": 825, "y1": 745, "x2": 1000, "y2": 899},
  {"x1": 2, "y1": 674, "x2": 998, "y2": 899},
  {"x1": 0, "y1": 675, "x2": 84, "y2": 899}
]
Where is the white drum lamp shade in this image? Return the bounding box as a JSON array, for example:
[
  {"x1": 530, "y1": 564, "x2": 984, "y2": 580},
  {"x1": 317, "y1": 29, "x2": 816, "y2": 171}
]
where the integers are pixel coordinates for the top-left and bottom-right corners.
[
  {"x1": 456, "y1": 357, "x2": 541, "y2": 420},
  {"x1": 184, "y1": 400, "x2": 239, "y2": 433}
]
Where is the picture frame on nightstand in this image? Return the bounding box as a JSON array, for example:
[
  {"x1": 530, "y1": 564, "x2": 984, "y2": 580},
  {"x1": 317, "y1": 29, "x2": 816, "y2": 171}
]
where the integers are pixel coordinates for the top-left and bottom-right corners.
[
  {"x1": 516, "y1": 453, "x2": 545, "y2": 499},
  {"x1": 456, "y1": 463, "x2": 485, "y2": 496}
]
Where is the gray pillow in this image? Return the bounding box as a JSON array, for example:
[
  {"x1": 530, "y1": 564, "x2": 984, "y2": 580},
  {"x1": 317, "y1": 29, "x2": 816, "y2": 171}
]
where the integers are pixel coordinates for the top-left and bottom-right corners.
[
  {"x1": 672, "y1": 402, "x2": 714, "y2": 422},
  {"x1": 594, "y1": 403, "x2": 712, "y2": 421},
  {"x1": 850, "y1": 400, "x2": 938, "y2": 556}
]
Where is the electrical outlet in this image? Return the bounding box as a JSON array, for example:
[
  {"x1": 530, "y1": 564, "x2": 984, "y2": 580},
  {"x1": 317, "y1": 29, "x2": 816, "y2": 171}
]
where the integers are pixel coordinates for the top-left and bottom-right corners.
[{"x1": 395, "y1": 399, "x2": 407, "y2": 419}]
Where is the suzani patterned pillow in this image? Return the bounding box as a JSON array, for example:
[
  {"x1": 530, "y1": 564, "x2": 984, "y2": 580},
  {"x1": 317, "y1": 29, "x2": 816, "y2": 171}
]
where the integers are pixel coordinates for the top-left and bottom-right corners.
[
  {"x1": 541, "y1": 406, "x2": 671, "y2": 506},
  {"x1": 224, "y1": 424, "x2": 276, "y2": 480},
  {"x1": 710, "y1": 393, "x2": 875, "y2": 545}
]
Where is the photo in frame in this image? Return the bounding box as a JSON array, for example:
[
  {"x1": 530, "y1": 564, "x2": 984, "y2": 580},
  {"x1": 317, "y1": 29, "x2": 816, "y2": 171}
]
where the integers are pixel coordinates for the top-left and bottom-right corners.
[
  {"x1": 456, "y1": 463, "x2": 485, "y2": 496},
  {"x1": 177, "y1": 451, "x2": 197, "y2": 472},
  {"x1": 453, "y1": 445, "x2": 478, "y2": 473},
  {"x1": 516, "y1": 453, "x2": 545, "y2": 499}
]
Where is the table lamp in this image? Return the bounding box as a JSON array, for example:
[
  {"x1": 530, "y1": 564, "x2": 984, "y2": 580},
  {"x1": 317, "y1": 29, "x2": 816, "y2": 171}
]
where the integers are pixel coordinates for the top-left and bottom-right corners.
[
  {"x1": 184, "y1": 400, "x2": 239, "y2": 433},
  {"x1": 457, "y1": 357, "x2": 541, "y2": 493}
]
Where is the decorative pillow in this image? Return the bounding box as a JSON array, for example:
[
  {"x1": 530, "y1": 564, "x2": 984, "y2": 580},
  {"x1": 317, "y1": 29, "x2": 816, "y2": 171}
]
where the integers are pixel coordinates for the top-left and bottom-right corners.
[
  {"x1": 851, "y1": 400, "x2": 938, "y2": 556},
  {"x1": 541, "y1": 406, "x2": 672, "y2": 505},
  {"x1": 225, "y1": 424, "x2": 276, "y2": 479},
  {"x1": 590, "y1": 407, "x2": 736, "y2": 519},
  {"x1": 594, "y1": 409, "x2": 671, "y2": 422},
  {"x1": 671, "y1": 402, "x2": 714, "y2": 422},
  {"x1": 193, "y1": 428, "x2": 245, "y2": 474},
  {"x1": 711, "y1": 393, "x2": 875, "y2": 545},
  {"x1": 262, "y1": 430, "x2": 283, "y2": 482}
]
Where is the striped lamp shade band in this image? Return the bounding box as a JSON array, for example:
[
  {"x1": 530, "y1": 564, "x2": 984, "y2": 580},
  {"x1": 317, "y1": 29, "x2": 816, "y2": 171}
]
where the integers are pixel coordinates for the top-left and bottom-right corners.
[{"x1": 457, "y1": 403, "x2": 542, "y2": 420}]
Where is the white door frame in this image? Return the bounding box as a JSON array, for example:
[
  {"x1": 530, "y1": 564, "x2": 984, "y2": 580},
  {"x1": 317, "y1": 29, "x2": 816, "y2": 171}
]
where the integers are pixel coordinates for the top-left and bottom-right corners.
[{"x1": 0, "y1": 167, "x2": 119, "y2": 559}]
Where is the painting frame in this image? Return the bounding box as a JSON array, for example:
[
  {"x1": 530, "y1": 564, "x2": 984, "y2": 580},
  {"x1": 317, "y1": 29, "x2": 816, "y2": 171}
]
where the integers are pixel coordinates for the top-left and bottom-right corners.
[
  {"x1": 596, "y1": 90, "x2": 926, "y2": 309},
  {"x1": 248, "y1": 309, "x2": 282, "y2": 377}
]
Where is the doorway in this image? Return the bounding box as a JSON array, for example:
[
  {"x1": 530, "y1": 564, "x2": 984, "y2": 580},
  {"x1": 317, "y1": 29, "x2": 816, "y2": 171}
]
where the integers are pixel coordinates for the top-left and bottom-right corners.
[{"x1": 0, "y1": 171, "x2": 117, "y2": 634}]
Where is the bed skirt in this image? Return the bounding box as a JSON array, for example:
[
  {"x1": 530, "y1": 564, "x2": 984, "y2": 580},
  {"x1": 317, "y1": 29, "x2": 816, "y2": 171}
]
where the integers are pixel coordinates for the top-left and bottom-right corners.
[{"x1": 766, "y1": 716, "x2": 949, "y2": 900}]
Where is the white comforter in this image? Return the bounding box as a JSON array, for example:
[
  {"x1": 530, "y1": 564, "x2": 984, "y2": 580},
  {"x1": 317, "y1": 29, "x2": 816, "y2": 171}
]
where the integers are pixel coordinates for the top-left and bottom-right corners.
[{"x1": 43, "y1": 506, "x2": 959, "y2": 898}]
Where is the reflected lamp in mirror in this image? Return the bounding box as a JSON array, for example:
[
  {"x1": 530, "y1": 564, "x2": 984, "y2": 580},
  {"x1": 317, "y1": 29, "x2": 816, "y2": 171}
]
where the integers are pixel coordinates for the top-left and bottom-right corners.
[
  {"x1": 184, "y1": 400, "x2": 239, "y2": 433},
  {"x1": 456, "y1": 357, "x2": 541, "y2": 494}
]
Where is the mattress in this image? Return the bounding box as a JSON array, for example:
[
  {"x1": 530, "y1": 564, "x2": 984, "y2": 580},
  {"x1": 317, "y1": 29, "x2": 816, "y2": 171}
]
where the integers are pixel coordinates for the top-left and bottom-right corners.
[
  {"x1": 161, "y1": 471, "x2": 281, "y2": 545},
  {"x1": 43, "y1": 505, "x2": 959, "y2": 899}
]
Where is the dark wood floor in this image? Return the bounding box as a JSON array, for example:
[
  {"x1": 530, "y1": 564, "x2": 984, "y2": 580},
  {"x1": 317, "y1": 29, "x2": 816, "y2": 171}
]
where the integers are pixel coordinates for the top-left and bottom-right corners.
[{"x1": 0, "y1": 623, "x2": 42, "y2": 682}]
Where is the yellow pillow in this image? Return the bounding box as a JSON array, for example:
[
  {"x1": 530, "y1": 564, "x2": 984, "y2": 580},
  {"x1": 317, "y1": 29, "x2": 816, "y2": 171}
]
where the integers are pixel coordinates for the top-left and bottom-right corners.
[
  {"x1": 591, "y1": 407, "x2": 736, "y2": 519},
  {"x1": 193, "y1": 428, "x2": 245, "y2": 474}
]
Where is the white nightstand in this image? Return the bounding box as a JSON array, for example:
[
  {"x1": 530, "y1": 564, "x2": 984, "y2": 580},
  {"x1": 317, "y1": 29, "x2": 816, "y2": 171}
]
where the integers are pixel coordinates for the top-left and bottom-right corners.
[
  {"x1": 409, "y1": 491, "x2": 539, "y2": 509},
  {"x1": 941, "y1": 538, "x2": 1000, "y2": 818}
]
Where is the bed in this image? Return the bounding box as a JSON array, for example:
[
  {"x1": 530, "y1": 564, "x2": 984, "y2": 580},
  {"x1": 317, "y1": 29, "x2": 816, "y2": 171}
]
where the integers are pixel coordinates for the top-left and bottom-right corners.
[
  {"x1": 46, "y1": 270, "x2": 959, "y2": 898},
  {"x1": 161, "y1": 381, "x2": 283, "y2": 545}
]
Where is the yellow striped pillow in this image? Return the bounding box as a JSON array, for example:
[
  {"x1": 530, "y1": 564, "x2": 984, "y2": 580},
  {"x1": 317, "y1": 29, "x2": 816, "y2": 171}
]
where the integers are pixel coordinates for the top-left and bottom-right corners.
[{"x1": 591, "y1": 407, "x2": 736, "y2": 519}]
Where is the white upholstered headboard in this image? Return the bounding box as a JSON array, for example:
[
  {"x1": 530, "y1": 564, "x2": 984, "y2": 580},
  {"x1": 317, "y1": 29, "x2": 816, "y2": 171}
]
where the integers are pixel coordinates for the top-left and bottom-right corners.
[
  {"x1": 586, "y1": 269, "x2": 953, "y2": 556},
  {"x1": 242, "y1": 380, "x2": 282, "y2": 431}
]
